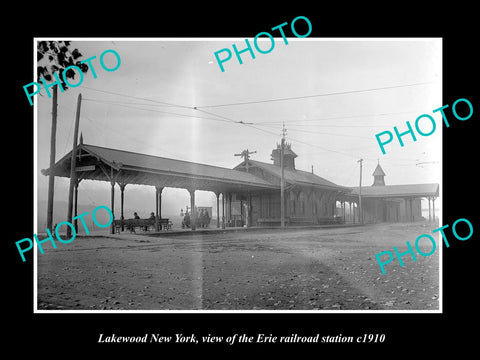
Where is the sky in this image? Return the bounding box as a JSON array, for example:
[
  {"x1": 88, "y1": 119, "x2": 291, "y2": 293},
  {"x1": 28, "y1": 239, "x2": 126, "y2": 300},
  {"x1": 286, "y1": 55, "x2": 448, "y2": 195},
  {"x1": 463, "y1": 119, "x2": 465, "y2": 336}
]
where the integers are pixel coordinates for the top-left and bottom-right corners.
[{"x1": 35, "y1": 38, "x2": 442, "y2": 226}]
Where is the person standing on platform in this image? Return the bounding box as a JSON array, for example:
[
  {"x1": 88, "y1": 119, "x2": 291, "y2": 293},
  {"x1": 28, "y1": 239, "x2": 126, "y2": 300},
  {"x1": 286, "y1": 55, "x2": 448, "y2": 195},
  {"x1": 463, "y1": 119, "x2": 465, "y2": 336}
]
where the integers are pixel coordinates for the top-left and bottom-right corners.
[{"x1": 204, "y1": 209, "x2": 210, "y2": 228}]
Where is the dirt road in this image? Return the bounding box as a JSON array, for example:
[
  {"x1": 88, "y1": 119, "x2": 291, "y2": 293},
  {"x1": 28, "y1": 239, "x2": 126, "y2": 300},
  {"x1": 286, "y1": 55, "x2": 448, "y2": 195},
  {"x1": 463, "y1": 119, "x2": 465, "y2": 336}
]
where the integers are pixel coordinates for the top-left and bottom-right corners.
[{"x1": 37, "y1": 222, "x2": 439, "y2": 311}]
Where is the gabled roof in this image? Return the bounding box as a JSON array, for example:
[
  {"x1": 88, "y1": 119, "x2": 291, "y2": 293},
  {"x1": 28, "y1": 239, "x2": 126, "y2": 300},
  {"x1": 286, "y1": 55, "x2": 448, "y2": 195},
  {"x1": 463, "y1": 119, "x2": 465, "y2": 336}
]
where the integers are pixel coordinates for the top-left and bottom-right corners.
[
  {"x1": 245, "y1": 160, "x2": 350, "y2": 191},
  {"x1": 350, "y1": 183, "x2": 439, "y2": 198},
  {"x1": 82, "y1": 144, "x2": 273, "y2": 184},
  {"x1": 44, "y1": 144, "x2": 277, "y2": 191}
]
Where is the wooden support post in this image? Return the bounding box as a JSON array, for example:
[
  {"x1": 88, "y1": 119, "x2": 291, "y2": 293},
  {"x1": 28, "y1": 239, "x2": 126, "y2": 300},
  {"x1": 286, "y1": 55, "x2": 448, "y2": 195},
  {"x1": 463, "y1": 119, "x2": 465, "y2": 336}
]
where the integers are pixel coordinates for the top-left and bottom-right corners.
[
  {"x1": 155, "y1": 186, "x2": 163, "y2": 231},
  {"x1": 110, "y1": 183, "x2": 116, "y2": 233},
  {"x1": 349, "y1": 201, "x2": 352, "y2": 223},
  {"x1": 110, "y1": 167, "x2": 115, "y2": 234},
  {"x1": 358, "y1": 158, "x2": 363, "y2": 225},
  {"x1": 432, "y1": 197, "x2": 436, "y2": 222},
  {"x1": 280, "y1": 137, "x2": 285, "y2": 228},
  {"x1": 226, "y1": 192, "x2": 231, "y2": 226},
  {"x1": 189, "y1": 189, "x2": 196, "y2": 231},
  {"x1": 74, "y1": 179, "x2": 79, "y2": 231},
  {"x1": 159, "y1": 188, "x2": 163, "y2": 221},
  {"x1": 216, "y1": 192, "x2": 220, "y2": 228},
  {"x1": 410, "y1": 198, "x2": 414, "y2": 222},
  {"x1": 98, "y1": 163, "x2": 120, "y2": 234},
  {"x1": 67, "y1": 94, "x2": 82, "y2": 238},
  {"x1": 222, "y1": 193, "x2": 226, "y2": 229},
  {"x1": 119, "y1": 183, "x2": 126, "y2": 231},
  {"x1": 46, "y1": 84, "x2": 58, "y2": 231},
  {"x1": 428, "y1": 197, "x2": 431, "y2": 222},
  {"x1": 223, "y1": 193, "x2": 227, "y2": 226},
  {"x1": 246, "y1": 192, "x2": 251, "y2": 227},
  {"x1": 155, "y1": 187, "x2": 159, "y2": 231}
]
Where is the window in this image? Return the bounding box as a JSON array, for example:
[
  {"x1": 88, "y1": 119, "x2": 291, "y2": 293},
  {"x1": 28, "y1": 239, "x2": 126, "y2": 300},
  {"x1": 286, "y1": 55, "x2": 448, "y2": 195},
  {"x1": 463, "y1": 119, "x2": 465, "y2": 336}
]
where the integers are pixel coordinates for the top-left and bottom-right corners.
[{"x1": 289, "y1": 191, "x2": 296, "y2": 215}]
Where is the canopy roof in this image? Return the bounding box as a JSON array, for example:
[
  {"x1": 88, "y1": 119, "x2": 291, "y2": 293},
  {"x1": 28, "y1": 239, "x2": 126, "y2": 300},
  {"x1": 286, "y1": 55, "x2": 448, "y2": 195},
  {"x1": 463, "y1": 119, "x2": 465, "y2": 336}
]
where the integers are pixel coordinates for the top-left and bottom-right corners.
[
  {"x1": 42, "y1": 144, "x2": 278, "y2": 193},
  {"x1": 350, "y1": 183, "x2": 439, "y2": 198}
]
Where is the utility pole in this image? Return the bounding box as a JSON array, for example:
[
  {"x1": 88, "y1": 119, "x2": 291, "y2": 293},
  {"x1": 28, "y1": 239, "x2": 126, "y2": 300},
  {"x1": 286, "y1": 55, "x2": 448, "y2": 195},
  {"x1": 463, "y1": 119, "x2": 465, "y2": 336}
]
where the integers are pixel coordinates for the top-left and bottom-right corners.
[
  {"x1": 358, "y1": 158, "x2": 363, "y2": 225},
  {"x1": 67, "y1": 94, "x2": 82, "y2": 238},
  {"x1": 234, "y1": 149, "x2": 256, "y2": 172},
  {"x1": 280, "y1": 123, "x2": 287, "y2": 228},
  {"x1": 46, "y1": 85, "x2": 58, "y2": 231}
]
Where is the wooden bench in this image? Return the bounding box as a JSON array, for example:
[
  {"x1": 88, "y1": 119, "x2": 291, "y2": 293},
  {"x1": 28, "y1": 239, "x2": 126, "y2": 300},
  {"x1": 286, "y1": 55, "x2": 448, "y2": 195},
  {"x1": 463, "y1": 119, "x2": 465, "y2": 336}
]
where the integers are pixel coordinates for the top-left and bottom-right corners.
[
  {"x1": 257, "y1": 218, "x2": 284, "y2": 226},
  {"x1": 256, "y1": 217, "x2": 342, "y2": 226},
  {"x1": 114, "y1": 218, "x2": 171, "y2": 233},
  {"x1": 257, "y1": 217, "x2": 315, "y2": 226},
  {"x1": 317, "y1": 216, "x2": 343, "y2": 225},
  {"x1": 289, "y1": 217, "x2": 314, "y2": 225}
]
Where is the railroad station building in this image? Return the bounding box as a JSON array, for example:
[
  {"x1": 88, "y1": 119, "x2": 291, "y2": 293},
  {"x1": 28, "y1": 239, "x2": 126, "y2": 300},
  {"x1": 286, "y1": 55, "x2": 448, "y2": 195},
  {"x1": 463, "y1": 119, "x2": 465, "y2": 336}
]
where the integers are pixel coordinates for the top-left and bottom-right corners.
[
  {"x1": 43, "y1": 138, "x2": 439, "y2": 232},
  {"x1": 348, "y1": 163, "x2": 439, "y2": 223}
]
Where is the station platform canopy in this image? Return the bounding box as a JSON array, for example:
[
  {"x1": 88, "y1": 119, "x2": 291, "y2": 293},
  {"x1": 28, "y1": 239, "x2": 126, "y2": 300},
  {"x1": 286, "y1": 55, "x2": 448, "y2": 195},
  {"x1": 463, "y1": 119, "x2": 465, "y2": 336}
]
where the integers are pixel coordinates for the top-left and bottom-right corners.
[{"x1": 42, "y1": 143, "x2": 279, "y2": 194}]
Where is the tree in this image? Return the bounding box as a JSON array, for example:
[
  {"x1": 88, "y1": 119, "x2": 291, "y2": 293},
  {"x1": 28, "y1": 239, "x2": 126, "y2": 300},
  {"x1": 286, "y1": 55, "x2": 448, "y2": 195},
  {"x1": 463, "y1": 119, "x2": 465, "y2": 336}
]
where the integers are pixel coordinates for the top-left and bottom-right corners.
[
  {"x1": 37, "y1": 41, "x2": 89, "y2": 89},
  {"x1": 39, "y1": 41, "x2": 89, "y2": 232}
]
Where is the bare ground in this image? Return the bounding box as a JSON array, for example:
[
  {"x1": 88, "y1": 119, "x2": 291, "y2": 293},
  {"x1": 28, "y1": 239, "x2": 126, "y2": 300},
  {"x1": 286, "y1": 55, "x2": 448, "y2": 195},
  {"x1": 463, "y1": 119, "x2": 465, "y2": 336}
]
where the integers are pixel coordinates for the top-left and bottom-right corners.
[{"x1": 37, "y1": 222, "x2": 440, "y2": 311}]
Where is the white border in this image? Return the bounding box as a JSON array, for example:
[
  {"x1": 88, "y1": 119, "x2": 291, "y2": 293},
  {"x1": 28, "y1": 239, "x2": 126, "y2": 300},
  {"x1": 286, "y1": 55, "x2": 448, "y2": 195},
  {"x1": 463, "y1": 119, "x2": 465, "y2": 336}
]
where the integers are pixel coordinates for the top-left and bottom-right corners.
[{"x1": 33, "y1": 37, "x2": 443, "y2": 314}]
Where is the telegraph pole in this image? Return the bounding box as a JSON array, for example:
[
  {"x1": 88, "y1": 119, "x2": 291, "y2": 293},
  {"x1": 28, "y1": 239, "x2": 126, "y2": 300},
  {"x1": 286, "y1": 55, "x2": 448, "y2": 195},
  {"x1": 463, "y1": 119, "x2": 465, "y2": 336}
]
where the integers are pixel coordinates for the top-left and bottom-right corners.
[
  {"x1": 234, "y1": 149, "x2": 256, "y2": 172},
  {"x1": 358, "y1": 158, "x2": 363, "y2": 225},
  {"x1": 67, "y1": 94, "x2": 82, "y2": 238},
  {"x1": 46, "y1": 85, "x2": 58, "y2": 231},
  {"x1": 280, "y1": 123, "x2": 287, "y2": 228}
]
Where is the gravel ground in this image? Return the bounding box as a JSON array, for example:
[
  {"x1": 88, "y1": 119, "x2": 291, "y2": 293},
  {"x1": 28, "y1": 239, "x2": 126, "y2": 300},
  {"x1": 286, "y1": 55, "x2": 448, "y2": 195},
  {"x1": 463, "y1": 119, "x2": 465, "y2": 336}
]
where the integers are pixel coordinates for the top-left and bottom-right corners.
[{"x1": 37, "y1": 221, "x2": 439, "y2": 311}]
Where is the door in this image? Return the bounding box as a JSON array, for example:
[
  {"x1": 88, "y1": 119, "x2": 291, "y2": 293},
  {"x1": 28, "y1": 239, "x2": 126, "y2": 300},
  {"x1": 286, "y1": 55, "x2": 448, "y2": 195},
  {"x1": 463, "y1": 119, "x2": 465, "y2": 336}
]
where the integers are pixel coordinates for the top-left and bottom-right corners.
[{"x1": 251, "y1": 196, "x2": 261, "y2": 226}]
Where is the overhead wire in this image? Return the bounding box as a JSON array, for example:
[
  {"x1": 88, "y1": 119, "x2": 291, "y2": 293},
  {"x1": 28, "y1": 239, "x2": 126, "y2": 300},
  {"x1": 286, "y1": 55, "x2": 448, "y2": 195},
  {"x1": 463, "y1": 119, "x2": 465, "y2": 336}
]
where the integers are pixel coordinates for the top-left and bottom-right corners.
[
  {"x1": 169, "y1": 104, "x2": 365, "y2": 159},
  {"x1": 83, "y1": 98, "x2": 233, "y2": 124},
  {"x1": 80, "y1": 99, "x2": 186, "y2": 108},
  {"x1": 81, "y1": 111, "x2": 190, "y2": 161},
  {"x1": 36, "y1": 77, "x2": 438, "y2": 208},
  {"x1": 79, "y1": 87, "x2": 426, "y2": 147},
  {"x1": 81, "y1": 85, "x2": 192, "y2": 110},
  {"x1": 74, "y1": 84, "x2": 435, "y2": 166},
  {"x1": 280, "y1": 127, "x2": 373, "y2": 140},
  {"x1": 261, "y1": 123, "x2": 382, "y2": 128},
  {"x1": 191, "y1": 107, "x2": 239, "y2": 124},
  {"x1": 195, "y1": 81, "x2": 436, "y2": 109},
  {"x1": 252, "y1": 109, "x2": 424, "y2": 125},
  {"x1": 232, "y1": 118, "x2": 362, "y2": 160},
  {"x1": 166, "y1": 105, "x2": 390, "y2": 161},
  {"x1": 38, "y1": 94, "x2": 191, "y2": 161}
]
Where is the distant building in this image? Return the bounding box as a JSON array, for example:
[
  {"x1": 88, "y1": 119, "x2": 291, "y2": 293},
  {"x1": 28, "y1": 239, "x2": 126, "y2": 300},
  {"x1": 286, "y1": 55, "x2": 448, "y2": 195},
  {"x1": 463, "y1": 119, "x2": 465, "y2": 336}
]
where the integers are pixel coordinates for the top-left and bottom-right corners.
[{"x1": 348, "y1": 163, "x2": 439, "y2": 223}]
